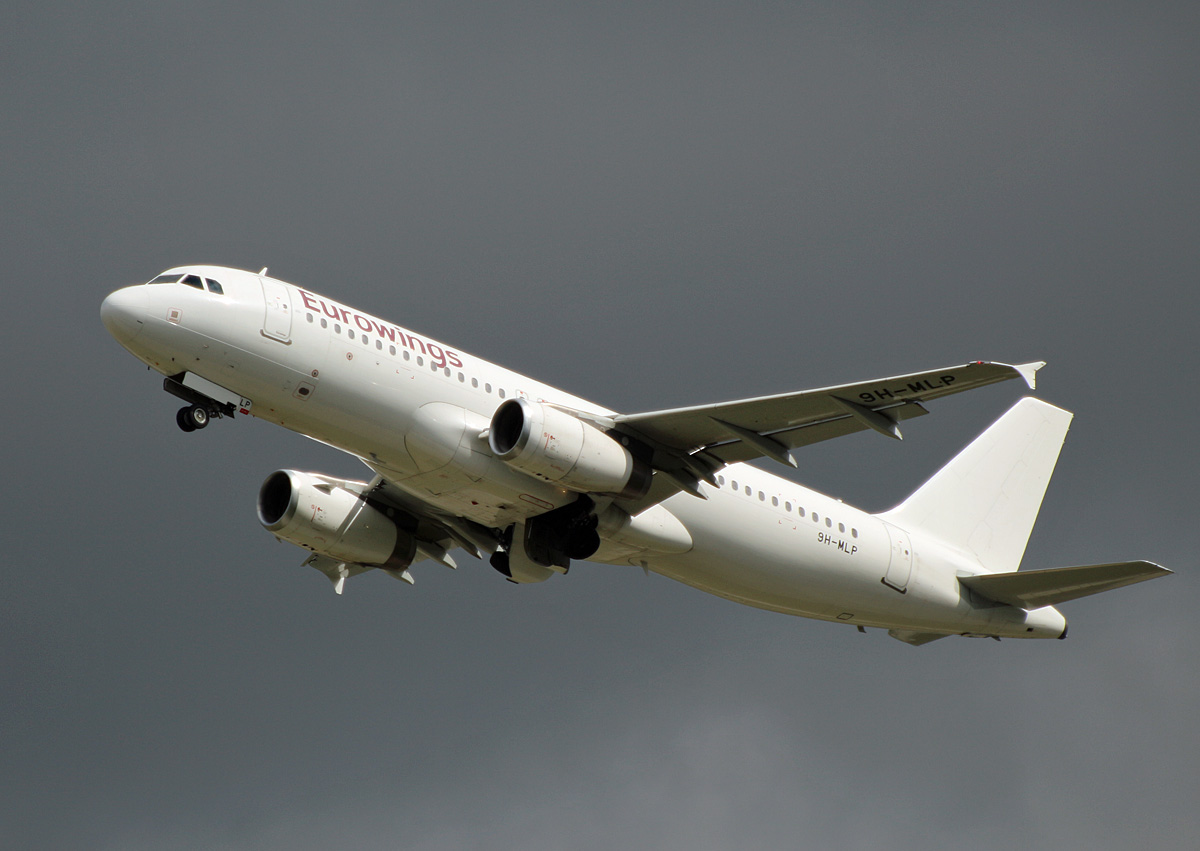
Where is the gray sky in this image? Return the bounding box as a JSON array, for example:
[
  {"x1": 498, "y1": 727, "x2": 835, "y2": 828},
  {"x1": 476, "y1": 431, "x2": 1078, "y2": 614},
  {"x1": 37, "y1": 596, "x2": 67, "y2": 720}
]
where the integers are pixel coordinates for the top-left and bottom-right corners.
[{"x1": 3, "y1": 2, "x2": 1198, "y2": 848}]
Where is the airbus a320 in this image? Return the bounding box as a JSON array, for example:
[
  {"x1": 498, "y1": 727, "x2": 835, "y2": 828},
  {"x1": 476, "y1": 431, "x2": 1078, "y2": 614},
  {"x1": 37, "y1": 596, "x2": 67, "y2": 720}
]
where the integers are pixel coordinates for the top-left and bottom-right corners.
[{"x1": 101, "y1": 266, "x2": 1171, "y2": 645}]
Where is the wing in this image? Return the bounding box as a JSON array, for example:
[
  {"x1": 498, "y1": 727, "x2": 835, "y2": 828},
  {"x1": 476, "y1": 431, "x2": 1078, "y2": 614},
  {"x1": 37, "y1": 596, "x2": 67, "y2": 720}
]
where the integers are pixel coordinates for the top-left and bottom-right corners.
[
  {"x1": 359, "y1": 462, "x2": 501, "y2": 563},
  {"x1": 609, "y1": 361, "x2": 1044, "y2": 508}
]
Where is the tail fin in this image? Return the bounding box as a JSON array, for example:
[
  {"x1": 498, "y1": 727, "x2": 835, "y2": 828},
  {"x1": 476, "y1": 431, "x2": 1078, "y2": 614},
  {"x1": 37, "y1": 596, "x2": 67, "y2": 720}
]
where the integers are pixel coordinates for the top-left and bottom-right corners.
[{"x1": 878, "y1": 397, "x2": 1073, "y2": 573}]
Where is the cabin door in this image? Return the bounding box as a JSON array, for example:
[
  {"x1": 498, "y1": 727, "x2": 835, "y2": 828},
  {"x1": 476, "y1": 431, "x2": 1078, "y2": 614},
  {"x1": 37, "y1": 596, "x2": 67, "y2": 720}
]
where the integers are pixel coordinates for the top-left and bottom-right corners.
[{"x1": 260, "y1": 277, "x2": 292, "y2": 343}]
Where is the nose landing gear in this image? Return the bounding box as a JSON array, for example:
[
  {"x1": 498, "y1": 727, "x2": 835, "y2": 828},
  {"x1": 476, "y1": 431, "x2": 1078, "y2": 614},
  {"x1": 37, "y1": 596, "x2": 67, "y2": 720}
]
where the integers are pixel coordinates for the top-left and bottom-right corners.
[
  {"x1": 176, "y1": 404, "x2": 212, "y2": 432},
  {"x1": 164, "y1": 373, "x2": 244, "y2": 434}
]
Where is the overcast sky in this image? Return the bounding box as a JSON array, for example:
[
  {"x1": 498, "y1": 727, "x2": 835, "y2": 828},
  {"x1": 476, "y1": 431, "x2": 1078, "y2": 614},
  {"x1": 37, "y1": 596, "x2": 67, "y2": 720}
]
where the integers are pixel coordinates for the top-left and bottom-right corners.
[{"x1": 3, "y1": 2, "x2": 1198, "y2": 848}]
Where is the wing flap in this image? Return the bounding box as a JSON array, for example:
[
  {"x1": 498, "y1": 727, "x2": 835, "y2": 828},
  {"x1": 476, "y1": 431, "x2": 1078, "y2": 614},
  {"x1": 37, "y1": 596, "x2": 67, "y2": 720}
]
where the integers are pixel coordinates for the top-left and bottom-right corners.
[{"x1": 959, "y1": 561, "x2": 1172, "y2": 609}]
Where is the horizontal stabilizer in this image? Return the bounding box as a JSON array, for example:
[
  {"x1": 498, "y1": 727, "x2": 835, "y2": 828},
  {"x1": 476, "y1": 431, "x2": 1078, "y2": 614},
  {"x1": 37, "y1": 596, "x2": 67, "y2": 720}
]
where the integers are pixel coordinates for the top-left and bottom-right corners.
[{"x1": 959, "y1": 561, "x2": 1172, "y2": 609}]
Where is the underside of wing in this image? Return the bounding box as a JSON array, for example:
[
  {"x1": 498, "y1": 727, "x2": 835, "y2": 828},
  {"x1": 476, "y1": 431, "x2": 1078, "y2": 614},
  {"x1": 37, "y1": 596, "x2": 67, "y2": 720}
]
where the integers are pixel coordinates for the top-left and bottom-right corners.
[{"x1": 359, "y1": 461, "x2": 500, "y2": 562}]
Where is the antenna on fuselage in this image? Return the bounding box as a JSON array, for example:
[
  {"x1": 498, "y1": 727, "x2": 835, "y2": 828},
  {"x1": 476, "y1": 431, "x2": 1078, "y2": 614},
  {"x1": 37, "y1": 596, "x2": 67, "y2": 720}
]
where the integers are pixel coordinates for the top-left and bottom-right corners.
[{"x1": 258, "y1": 267, "x2": 268, "y2": 275}]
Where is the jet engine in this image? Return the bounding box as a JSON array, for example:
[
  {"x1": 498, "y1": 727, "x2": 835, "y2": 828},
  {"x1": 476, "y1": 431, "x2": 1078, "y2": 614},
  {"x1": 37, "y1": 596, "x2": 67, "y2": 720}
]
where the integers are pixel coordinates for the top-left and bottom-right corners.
[
  {"x1": 488, "y1": 399, "x2": 651, "y2": 500},
  {"x1": 257, "y1": 469, "x2": 415, "y2": 568}
]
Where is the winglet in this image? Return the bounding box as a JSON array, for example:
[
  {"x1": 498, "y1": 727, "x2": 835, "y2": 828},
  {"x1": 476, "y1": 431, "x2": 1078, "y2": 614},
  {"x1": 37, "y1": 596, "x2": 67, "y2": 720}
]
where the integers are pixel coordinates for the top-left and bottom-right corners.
[{"x1": 1012, "y1": 361, "x2": 1046, "y2": 390}]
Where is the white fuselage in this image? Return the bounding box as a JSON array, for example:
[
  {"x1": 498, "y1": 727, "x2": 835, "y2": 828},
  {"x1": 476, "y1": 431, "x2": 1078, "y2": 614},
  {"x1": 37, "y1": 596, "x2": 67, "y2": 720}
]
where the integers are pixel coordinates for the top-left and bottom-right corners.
[{"x1": 101, "y1": 266, "x2": 1066, "y2": 639}]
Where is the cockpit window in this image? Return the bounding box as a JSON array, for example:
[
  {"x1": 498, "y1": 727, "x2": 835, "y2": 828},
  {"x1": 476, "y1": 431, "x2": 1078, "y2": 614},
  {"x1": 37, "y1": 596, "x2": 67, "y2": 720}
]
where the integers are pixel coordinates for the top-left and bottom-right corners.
[{"x1": 147, "y1": 271, "x2": 224, "y2": 294}]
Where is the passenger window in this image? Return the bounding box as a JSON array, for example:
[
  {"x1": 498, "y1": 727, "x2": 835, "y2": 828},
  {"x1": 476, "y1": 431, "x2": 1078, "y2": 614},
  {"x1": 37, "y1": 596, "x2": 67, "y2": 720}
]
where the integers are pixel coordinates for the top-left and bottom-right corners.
[
  {"x1": 772, "y1": 496, "x2": 779, "y2": 507},
  {"x1": 320, "y1": 318, "x2": 328, "y2": 329},
  {"x1": 731, "y1": 481, "x2": 738, "y2": 491},
  {"x1": 471, "y1": 378, "x2": 478, "y2": 388},
  {"x1": 376, "y1": 340, "x2": 382, "y2": 350},
  {"x1": 348, "y1": 330, "x2": 355, "y2": 340},
  {"x1": 812, "y1": 513, "x2": 819, "y2": 523},
  {"x1": 181, "y1": 274, "x2": 203, "y2": 289},
  {"x1": 744, "y1": 486, "x2": 751, "y2": 496},
  {"x1": 306, "y1": 313, "x2": 314, "y2": 323},
  {"x1": 334, "y1": 324, "x2": 341, "y2": 334},
  {"x1": 785, "y1": 501, "x2": 792, "y2": 512},
  {"x1": 758, "y1": 491, "x2": 765, "y2": 501},
  {"x1": 403, "y1": 350, "x2": 410, "y2": 360},
  {"x1": 417, "y1": 356, "x2": 424, "y2": 366},
  {"x1": 499, "y1": 389, "x2": 506, "y2": 399},
  {"x1": 458, "y1": 373, "x2": 465, "y2": 382},
  {"x1": 389, "y1": 345, "x2": 396, "y2": 355},
  {"x1": 825, "y1": 517, "x2": 832, "y2": 528},
  {"x1": 839, "y1": 522, "x2": 845, "y2": 533},
  {"x1": 852, "y1": 528, "x2": 859, "y2": 538},
  {"x1": 798, "y1": 507, "x2": 805, "y2": 517},
  {"x1": 205, "y1": 278, "x2": 224, "y2": 294},
  {"x1": 485, "y1": 383, "x2": 492, "y2": 393}
]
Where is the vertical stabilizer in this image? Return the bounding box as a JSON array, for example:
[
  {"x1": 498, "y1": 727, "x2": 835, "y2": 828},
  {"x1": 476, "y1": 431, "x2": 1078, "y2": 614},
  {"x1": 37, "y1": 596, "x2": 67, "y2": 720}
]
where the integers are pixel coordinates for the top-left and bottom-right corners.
[{"x1": 878, "y1": 398, "x2": 1073, "y2": 574}]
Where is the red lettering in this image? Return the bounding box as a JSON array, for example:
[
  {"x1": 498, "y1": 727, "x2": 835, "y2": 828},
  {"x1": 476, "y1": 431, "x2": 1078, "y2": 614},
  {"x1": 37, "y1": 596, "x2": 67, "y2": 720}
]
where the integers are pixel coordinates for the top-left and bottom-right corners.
[{"x1": 300, "y1": 289, "x2": 464, "y2": 369}]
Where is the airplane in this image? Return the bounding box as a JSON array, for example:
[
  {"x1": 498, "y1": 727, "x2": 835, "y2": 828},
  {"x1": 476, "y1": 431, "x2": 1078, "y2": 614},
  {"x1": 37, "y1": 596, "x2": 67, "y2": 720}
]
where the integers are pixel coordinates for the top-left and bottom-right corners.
[{"x1": 100, "y1": 265, "x2": 1171, "y2": 645}]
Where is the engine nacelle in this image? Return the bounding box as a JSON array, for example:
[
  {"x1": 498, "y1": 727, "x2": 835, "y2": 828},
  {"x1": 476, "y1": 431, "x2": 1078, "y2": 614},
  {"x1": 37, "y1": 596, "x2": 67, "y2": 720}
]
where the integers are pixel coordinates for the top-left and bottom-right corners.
[
  {"x1": 488, "y1": 399, "x2": 651, "y2": 500},
  {"x1": 256, "y1": 470, "x2": 415, "y2": 568}
]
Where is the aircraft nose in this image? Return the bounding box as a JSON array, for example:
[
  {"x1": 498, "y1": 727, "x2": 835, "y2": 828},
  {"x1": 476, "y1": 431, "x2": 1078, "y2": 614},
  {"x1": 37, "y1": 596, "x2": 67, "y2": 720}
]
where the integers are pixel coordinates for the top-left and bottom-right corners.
[{"x1": 100, "y1": 286, "x2": 147, "y2": 344}]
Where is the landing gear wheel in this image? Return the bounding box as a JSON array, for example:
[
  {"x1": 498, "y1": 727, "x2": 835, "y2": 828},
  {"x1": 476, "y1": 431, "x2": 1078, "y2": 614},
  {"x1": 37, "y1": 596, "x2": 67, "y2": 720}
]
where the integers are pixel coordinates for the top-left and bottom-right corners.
[
  {"x1": 187, "y1": 405, "x2": 210, "y2": 429},
  {"x1": 177, "y1": 405, "x2": 209, "y2": 432}
]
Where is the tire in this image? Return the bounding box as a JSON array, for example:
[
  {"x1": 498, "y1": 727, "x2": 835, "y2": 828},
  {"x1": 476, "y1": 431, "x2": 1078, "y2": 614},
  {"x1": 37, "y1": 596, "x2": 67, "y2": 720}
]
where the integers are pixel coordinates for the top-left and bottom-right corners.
[
  {"x1": 186, "y1": 405, "x2": 209, "y2": 430},
  {"x1": 176, "y1": 407, "x2": 197, "y2": 432}
]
